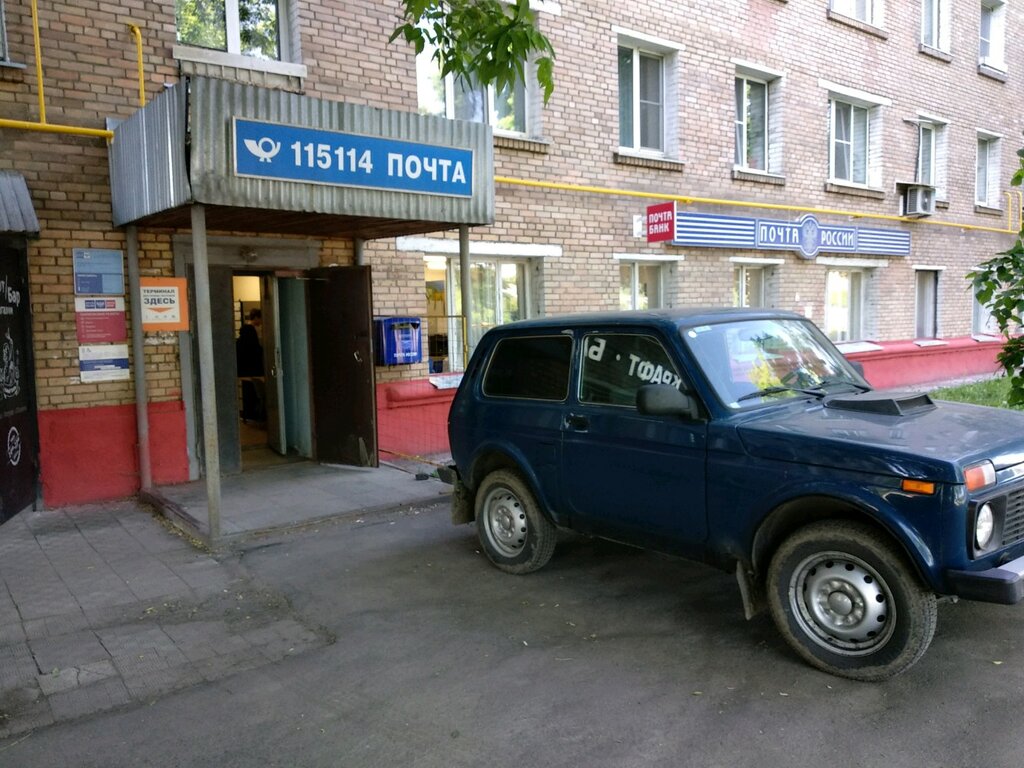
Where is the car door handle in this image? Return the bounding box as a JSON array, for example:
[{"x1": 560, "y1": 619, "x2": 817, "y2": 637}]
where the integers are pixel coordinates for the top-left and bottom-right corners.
[{"x1": 565, "y1": 414, "x2": 589, "y2": 431}]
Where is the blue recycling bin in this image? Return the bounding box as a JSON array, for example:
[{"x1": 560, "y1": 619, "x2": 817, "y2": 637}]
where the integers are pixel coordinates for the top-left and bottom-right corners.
[{"x1": 374, "y1": 317, "x2": 422, "y2": 365}]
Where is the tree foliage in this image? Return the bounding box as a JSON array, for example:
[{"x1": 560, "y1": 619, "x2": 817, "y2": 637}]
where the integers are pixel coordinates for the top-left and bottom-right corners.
[
  {"x1": 968, "y1": 148, "x2": 1024, "y2": 405},
  {"x1": 391, "y1": 0, "x2": 555, "y2": 104}
]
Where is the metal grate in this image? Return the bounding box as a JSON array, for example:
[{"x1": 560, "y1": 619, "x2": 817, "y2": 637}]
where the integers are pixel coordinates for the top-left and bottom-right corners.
[{"x1": 1001, "y1": 487, "x2": 1024, "y2": 546}]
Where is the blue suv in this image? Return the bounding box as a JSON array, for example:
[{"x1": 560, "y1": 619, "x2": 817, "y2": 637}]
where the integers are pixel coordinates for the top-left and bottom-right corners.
[{"x1": 448, "y1": 308, "x2": 1024, "y2": 680}]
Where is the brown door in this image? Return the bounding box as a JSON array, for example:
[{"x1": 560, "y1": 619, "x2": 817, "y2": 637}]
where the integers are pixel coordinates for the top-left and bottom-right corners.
[
  {"x1": 308, "y1": 266, "x2": 377, "y2": 466},
  {"x1": 0, "y1": 239, "x2": 38, "y2": 523}
]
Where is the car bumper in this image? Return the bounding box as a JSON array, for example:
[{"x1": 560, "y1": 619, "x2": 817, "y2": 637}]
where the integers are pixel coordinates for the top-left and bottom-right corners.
[{"x1": 947, "y1": 555, "x2": 1024, "y2": 605}]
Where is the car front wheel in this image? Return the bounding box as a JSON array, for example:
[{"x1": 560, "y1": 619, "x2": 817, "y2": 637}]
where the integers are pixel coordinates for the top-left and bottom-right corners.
[
  {"x1": 475, "y1": 469, "x2": 556, "y2": 574},
  {"x1": 767, "y1": 520, "x2": 937, "y2": 681}
]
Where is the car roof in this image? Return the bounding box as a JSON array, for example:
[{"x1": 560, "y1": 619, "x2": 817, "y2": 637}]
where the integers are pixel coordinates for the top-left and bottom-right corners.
[{"x1": 489, "y1": 307, "x2": 807, "y2": 334}]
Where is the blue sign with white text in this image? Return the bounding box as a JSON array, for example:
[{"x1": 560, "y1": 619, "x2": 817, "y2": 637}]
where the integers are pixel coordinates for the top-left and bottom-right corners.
[
  {"x1": 672, "y1": 212, "x2": 910, "y2": 258},
  {"x1": 233, "y1": 118, "x2": 474, "y2": 198}
]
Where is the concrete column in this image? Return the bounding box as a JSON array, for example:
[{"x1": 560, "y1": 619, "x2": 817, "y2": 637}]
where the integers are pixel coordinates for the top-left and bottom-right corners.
[
  {"x1": 126, "y1": 226, "x2": 151, "y2": 491},
  {"x1": 354, "y1": 238, "x2": 365, "y2": 266},
  {"x1": 190, "y1": 205, "x2": 222, "y2": 542}
]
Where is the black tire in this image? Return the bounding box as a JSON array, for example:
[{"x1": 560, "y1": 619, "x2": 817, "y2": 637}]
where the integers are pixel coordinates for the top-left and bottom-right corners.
[
  {"x1": 474, "y1": 469, "x2": 557, "y2": 574},
  {"x1": 766, "y1": 520, "x2": 937, "y2": 681}
]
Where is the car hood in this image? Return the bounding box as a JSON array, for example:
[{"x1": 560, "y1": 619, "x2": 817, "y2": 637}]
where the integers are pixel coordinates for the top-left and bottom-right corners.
[{"x1": 736, "y1": 391, "x2": 1024, "y2": 483}]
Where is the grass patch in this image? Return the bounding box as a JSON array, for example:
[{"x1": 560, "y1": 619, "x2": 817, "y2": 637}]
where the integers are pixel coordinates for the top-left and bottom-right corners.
[{"x1": 931, "y1": 376, "x2": 1022, "y2": 410}]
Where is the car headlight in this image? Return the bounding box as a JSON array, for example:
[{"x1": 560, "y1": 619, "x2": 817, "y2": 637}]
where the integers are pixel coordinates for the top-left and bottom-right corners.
[{"x1": 976, "y1": 503, "x2": 996, "y2": 550}]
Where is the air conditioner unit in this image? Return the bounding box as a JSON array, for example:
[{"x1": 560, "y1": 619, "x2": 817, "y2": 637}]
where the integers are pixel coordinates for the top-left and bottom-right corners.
[{"x1": 903, "y1": 184, "x2": 935, "y2": 217}]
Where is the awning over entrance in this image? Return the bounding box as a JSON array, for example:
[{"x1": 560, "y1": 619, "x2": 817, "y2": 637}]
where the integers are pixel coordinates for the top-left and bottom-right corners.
[
  {"x1": 108, "y1": 76, "x2": 495, "y2": 238},
  {"x1": 0, "y1": 172, "x2": 40, "y2": 236}
]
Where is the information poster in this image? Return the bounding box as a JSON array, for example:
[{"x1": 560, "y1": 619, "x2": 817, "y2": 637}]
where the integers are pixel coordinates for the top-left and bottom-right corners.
[
  {"x1": 75, "y1": 297, "x2": 127, "y2": 343},
  {"x1": 73, "y1": 249, "x2": 125, "y2": 296},
  {"x1": 79, "y1": 344, "x2": 130, "y2": 382},
  {"x1": 140, "y1": 277, "x2": 190, "y2": 331}
]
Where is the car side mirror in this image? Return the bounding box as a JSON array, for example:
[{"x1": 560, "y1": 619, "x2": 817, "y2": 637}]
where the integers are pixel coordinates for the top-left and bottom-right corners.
[{"x1": 637, "y1": 384, "x2": 701, "y2": 420}]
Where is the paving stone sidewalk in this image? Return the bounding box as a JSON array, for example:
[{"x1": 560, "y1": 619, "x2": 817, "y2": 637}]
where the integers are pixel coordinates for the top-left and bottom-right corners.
[{"x1": 0, "y1": 501, "x2": 333, "y2": 739}]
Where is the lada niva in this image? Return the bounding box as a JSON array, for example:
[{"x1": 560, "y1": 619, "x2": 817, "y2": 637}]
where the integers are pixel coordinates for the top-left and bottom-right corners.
[{"x1": 447, "y1": 308, "x2": 1024, "y2": 680}]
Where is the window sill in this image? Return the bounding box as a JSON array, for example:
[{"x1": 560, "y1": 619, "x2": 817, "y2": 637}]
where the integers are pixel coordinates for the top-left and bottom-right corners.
[
  {"x1": 826, "y1": 10, "x2": 888, "y2": 39},
  {"x1": 613, "y1": 151, "x2": 685, "y2": 172},
  {"x1": 918, "y1": 44, "x2": 952, "y2": 63},
  {"x1": 974, "y1": 204, "x2": 1004, "y2": 216},
  {"x1": 824, "y1": 181, "x2": 886, "y2": 200},
  {"x1": 936, "y1": 199, "x2": 950, "y2": 210},
  {"x1": 494, "y1": 135, "x2": 551, "y2": 154},
  {"x1": 0, "y1": 60, "x2": 26, "y2": 70},
  {"x1": 978, "y1": 63, "x2": 1008, "y2": 82},
  {"x1": 732, "y1": 168, "x2": 785, "y2": 185},
  {"x1": 173, "y1": 45, "x2": 308, "y2": 79}
]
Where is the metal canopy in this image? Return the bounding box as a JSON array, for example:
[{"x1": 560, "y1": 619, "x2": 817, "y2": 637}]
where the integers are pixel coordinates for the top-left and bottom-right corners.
[
  {"x1": 109, "y1": 76, "x2": 495, "y2": 239},
  {"x1": 0, "y1": 172, "x2": 40, "y2": 236}
]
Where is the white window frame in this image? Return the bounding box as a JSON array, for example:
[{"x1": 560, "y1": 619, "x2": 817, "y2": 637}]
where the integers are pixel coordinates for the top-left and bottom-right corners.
[
  {"x1": 617, "y1": 260, "x2": 664, "y2": 310},
  {"x1": 416, "y1": 47, "x2": 534, "y2": 138},
  {"x1": 976, "y1": 131, "x2": 1002, "y2": 207},
  {"x1": 980, "y1": 0, "x2": 1007, "y2": 71},
  {"x1": 733, "y1": 265, "x2": 766, "y2": 308},
  {"x1": 921, "y1": 0, "x2": 951, "y2": 51},
  {"x1": 824, "y1": 268, "x2": 865, "y2": 342},
  {"x1": 831, "y1": 0, "x2": 885, "y2": 28},
  {"x1": 734, "y1": 75, "x2": 769, "y2": 172},
  {"x1": 173, "y1": 0, "x2": 305, "y2": 77},
  {"x1": 916, "y1": 113, "x2": 949, "y2": 199},
  {"x1": 614, "y1": 28, "x2": 682, "y2": 159},
  {"x1": 913, "y1": 267, "x2": 941, "y2": 339},
  {"x1": 821, "y1": 80, "x2": 889, "y2": 190},
  {"x1": 0, "y1": 0, "x2": 9, "y2": 63}
]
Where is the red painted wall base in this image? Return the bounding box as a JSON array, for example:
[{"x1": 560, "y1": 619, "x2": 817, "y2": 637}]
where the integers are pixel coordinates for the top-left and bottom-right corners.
[
  {"x1": 845, "y1": 337, "x2": 1002, "y2": 389},
  {"x1": 38, "y1": 401, "x2": 189, "y2": 507}
]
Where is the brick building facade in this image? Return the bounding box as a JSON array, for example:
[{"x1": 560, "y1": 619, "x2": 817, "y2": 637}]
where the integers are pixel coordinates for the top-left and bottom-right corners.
[{"x1": 0, "y1": 0, "x2": 1020, "y2": 512}]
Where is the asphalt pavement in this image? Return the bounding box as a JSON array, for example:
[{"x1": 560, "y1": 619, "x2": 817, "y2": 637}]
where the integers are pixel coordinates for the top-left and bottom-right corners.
[{"x1": 2, "y1": 495, "x2": 1024, "y2": 766}]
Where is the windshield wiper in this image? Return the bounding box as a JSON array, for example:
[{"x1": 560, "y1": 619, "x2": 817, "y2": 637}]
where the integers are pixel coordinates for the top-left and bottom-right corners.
[
  {"x1": 817, "y1": 376, "x2": 871, "y2": 393},
  {"x1": 736, "y1": 385, "x2": 825, "y2": 403}
]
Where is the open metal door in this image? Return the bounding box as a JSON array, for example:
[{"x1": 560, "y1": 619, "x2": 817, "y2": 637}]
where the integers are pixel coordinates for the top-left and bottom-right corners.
[
  {"x1": 308, "y1": 266, "x2": 376, "y2": 466},
  {"x1": 0, "y1": 240, "x2": 38, "y2": 523},
  {"x1": 260, "y1": 275, "x2": 286, "y2": 454}
]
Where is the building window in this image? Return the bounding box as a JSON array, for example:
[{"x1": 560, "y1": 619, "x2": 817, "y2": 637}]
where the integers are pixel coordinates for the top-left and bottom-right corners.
[
  {"x1": 831, "y1": 0, "x2": 883, "y2": 26},
  {"x1": 824, "y1": 269, "x2": 864, "y2": 342},
  {"x1": 976, "y1": 133, "x2": 1001, "y2": 206},
  {"x1": 735, "y1": 77, "x2": 768, "y2": 171},
  {"x1": 734, "y1": 265, "x2": 766, "y2": 308},
  {"x1": 175, "y1": 0, "x2": 286, "y2": 61},
  {"x1": 619, "y1": 262, "x2": 662, "y2": 310},
  {"x1": 619, "y1": 46, "x2": 664, "y2": 153},
  {"x1": 449, "y1": 259, "x2": 530, "y2": 367},
  {"x1": 922, "y1": 0, "x2": 951, "y2": 51},
  {"x1": 915, "y1": 117, "x2": 948, "y2": 199},
  {"x1": 980, "y1": 0, "x2": 1007, "y2": 70},
  {"x1": 915, "y1": 270, "x2": 939, "y2": 339},
  {"x1": 0, "y1": 0, "x2": 10, "y2": 63},
  {"x1": 830, "y1": 100, "x2": 870, "y2": 185},
  {"x1": 417, "y1": 44, "x2": 529, "y2": 135},
  {"x1": 973, "y1": 295, "x2": 999, "y2": 336}
]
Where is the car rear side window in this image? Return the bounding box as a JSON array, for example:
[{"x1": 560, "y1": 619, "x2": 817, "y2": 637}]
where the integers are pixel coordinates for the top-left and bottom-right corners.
[
  {"x1": 580, "y1": 333, "x2": 684, "y2": 406},
  {"x1": 482, "y1": 335, "x2": 573, "y2": 400}
]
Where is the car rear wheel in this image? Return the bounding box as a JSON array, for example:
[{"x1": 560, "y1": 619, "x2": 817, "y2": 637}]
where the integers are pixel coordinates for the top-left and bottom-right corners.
[
  {"x1": 475, "y1": 470, "x2": 556, "y2": 574},
  {"x1": 767, "y1": 520, "x2": 937, "y2": 681}
]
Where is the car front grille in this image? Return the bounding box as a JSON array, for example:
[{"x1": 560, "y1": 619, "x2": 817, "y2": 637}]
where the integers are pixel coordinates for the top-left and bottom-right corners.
[{"x1": 1002, "y1": 487, "x2": 1024, "y2": 546}]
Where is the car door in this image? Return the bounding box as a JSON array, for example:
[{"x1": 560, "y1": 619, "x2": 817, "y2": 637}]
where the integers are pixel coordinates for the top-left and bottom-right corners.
[{"x1": 560, "y1": 330, "x2": 708, "y2": 551}]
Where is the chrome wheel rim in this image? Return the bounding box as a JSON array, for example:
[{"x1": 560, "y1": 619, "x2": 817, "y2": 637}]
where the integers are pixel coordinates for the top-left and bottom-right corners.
[
  {"x1": 789, "y1": 551, "x2": 895, "y2": 656},
  {"x1": 481, "y1": 486, "x2": 528, "y2": 558}
]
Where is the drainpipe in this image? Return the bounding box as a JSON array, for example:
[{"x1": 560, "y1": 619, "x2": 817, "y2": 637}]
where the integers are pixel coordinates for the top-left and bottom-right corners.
[
  {"x1": 459, "y1": 225, "x2": 472, "y2": 362},
  {"x1": 354, "y1": 238, "x2": 365, "y2": 266},
  {"x1": 126, "y1": 226, "x2": 151, "y2": 491},
  {"x1": 190, "y1": 205, "x2": 222, "y2": 542}
]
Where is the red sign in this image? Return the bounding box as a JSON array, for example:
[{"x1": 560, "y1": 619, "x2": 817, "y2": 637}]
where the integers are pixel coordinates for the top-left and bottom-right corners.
[
  {"x1": 75, "y1": 297, "x2": 127, "y2": 343},
  {"x1": 646, "y1": 202, "x2": 676, "y2": 243}
]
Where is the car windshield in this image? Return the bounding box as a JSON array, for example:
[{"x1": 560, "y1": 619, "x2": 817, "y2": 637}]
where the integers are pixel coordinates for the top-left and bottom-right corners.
[{"x1": 681, "y1": 317, "x2": 866, "y2": 409}]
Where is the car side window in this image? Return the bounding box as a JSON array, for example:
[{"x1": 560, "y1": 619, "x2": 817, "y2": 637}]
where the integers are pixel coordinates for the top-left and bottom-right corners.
[
  {"x1": 482, "y1": 335, "x2": 573, "y2": 400},
  {"x1": 579, "y1": 333, "x2": 685, "y2": 407}
]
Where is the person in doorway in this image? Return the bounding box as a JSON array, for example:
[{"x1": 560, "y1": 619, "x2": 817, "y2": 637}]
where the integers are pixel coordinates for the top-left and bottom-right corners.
[{"x1": 237, "y1": 308, "x2": 265, "y2": 422}]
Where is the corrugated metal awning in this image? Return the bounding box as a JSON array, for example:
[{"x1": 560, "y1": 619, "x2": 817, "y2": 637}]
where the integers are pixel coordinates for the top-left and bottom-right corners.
[{"x1": 0, "y1": 172, "x2": 39, "y2": 236}]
